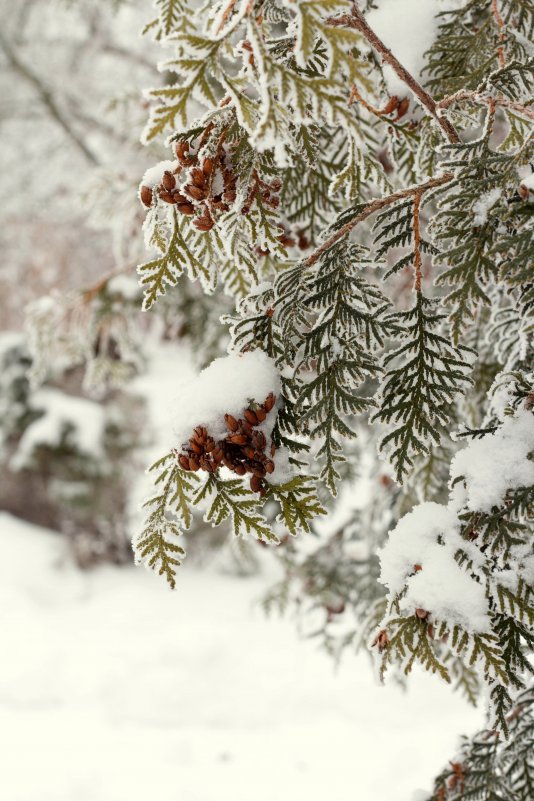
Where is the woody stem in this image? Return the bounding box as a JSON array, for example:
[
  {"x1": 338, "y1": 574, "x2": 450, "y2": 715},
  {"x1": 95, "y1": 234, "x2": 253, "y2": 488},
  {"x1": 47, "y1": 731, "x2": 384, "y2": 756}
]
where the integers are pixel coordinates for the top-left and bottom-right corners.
[
  {"x1": 412, "y1": 193, "x2": 423, "y2": 292},
  {"x1": 305, "y1": 173, "x2": 453, "y2": 267},
  {"x1": 328, "y1": 3, "x2": 461, "y2": 145}
]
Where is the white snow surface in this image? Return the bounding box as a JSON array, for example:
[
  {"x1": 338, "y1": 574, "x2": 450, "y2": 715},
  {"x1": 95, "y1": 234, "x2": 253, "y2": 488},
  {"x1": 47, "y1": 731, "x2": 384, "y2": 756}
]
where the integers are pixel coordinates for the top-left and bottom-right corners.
[
  {"x1": 172, "y1": 350, "x2": 280, "y2": 447},
  {"x1": 366, "y1": 0, "x2": 440, "y2": 96},
  {"x1": 519, "y1": 171, "x2": 534, "y2": 192},
  {"x1": 140, "y1": 159, "x2": 177, "y2": 189},
  {"x1": 378, "y1": 408, "x2": 534, "y2": 631},
  {"x1": 378, "y1": 502, "x2": 489, "y2": 631},
  {"x1": 10, "y1": 387, "x2": 106, "y2": 470},
  {"x1": 0, "y1": 512, "x2": 483, "y2": 801},
  {"x1": 450, "y1": 409, "x2": 534, "y2": 513}
]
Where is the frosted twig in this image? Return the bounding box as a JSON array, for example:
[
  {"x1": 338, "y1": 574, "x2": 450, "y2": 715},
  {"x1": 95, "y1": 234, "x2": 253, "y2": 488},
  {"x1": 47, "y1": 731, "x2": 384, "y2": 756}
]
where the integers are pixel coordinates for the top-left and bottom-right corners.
[
  {"x1": 305, "y1": 173, "x2": 453, "y2": 268},
  {"x1": 349, "y1": 83, "x2": 387, "y2": 118},
  {"x1": 491, "y1": 0, "x2": 507, "y2": 69},
  {"x1": 437, "y1": 90, "x2": 534, "y2": 122},
  {"x1": 412, "y1": 193, "x2": 423, "y2": 293},
  {"x1": 216, "y1": 0, "x2": 237, "y2": 33},
  {"x1": 328, "y1": 3, "x2": 461, "y2": 145}
]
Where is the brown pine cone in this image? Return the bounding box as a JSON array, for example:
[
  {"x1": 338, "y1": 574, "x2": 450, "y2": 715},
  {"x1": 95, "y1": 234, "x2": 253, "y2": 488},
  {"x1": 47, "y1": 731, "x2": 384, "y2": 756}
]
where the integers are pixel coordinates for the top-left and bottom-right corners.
[{"x1": 140, "y1": 185, "x2": 153, "y2": 208}]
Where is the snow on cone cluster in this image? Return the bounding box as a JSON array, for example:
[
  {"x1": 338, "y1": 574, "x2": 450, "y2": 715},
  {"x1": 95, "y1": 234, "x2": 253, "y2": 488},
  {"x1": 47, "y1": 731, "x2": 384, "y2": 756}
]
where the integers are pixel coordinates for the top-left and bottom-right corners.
[
  {"x1": 172, "y1": 351, "x2": 280, "y2": 494},
  {"x1": 176, "y1": 393, "x2": 277, "y2": 494}
]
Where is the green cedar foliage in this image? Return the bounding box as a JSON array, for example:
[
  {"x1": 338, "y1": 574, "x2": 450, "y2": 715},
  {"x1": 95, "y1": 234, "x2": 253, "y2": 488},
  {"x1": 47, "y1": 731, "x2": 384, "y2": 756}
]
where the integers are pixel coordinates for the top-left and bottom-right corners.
[
  {"x1": 427, "y1": 682, "x2": 534, "y2": 801},
  {"x1": 373, "y1": 292, "x2": 473, "y2": 483},
  {"x1": 133, "y1": 0, "x2": 534, "y2": 741},
  {"x1": 135, "y1": 450, "x2": 326, "y2": 584},
  {"x1": 375, "y1": 392, "x2": 534, "y2": 734}
]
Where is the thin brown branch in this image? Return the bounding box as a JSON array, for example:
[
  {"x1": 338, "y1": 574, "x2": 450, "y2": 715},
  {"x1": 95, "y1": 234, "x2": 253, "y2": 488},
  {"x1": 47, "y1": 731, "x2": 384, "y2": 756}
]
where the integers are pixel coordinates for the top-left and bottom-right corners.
[
  {"x1": 349, "y1": 83, "x2": 409, "y2": 124},
  {"x1": 305, "y1": 173, "x2": 454, "y2": 268},
  {"x1": 491, "y1": 0, "x2": 507, "y2": 69},
  {"x1": 349, "y1": 83, "x2": 388, "y2": 118},
  {"x1": 328, "y1": 3, "x2": 461, "y2": 145},
  {"x1": 437, "y1": 90, "x2": 534, "y2": 122},
  {"x1": 412, "y1": 193, "x2": 423, "y2": 292}
]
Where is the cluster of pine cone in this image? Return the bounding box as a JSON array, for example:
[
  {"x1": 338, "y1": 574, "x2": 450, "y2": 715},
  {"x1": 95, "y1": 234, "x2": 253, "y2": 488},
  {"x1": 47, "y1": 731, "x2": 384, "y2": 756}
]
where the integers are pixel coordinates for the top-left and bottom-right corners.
[
  {"x1": 176, "y1": 393, "x2": 277, "y2": 494},
  {"x1": 140, "y1": 128, "x2": 285, "y2": 238},
  {"x1": 139, "y1": 138, "x2": 239, "y2": 232},
  {"x1": 175, "y1": 138, "x2": 239, "y2": 231}
]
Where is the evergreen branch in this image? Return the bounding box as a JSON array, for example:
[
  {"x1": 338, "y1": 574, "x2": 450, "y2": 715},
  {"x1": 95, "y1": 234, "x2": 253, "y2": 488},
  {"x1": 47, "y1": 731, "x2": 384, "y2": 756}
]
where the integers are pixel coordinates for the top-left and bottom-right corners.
[
  {"x1": 134, "y1": 519, "x2": 185, "y2": 590},
  {"x1": 373, "y1": 292, "x2": 473, "y2": 482},
  {"x1": 413, "y1": 192, "x2": 423, "y2": 292},
  {"x1": 305, "y1": 173, "x2": 454, "y2": 268},
  {"x1": 295, "y1": 241, "x2": 392, "y2": 492},
  {"x1": 491, "y1": 0, "x2": 507, "y2": 69},
  {"x1": 328, "y1": 3, "x2": 461, "y2": 144},
  {"x1": 195, "y1": 475, "x2": 278, "y2": 542},
  {"x1": 134, "y1": 453, "x2": 201, "y2": 587},
  {"x1": 138, "y1": 210, "x2": 217, "y2": 310},
  {"x1": 153, "y1": 0, "x2": 192, "y2": 38},
  {"x1": 437, "y1": 89, "x2": 534, "y2": 122},
  {"x1": 428, "y1": 682, "x2": 534, "y2": 801},
  {"x1": 430, "y1": 112, "x2": 529, "y2": 341},
  {"x1": 379, "y1": 616, "x2": 451, "y2": 682},
  {"x1": 266, "y1": 476, "x2": 327, "y2": 536}
]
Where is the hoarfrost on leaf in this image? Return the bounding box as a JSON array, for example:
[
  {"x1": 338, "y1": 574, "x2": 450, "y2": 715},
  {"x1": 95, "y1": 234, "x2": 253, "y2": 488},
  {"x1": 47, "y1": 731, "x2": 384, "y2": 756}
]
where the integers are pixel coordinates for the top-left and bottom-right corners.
[{"x1": 471, "y1": 188, "x2": 502, "y2": 226}]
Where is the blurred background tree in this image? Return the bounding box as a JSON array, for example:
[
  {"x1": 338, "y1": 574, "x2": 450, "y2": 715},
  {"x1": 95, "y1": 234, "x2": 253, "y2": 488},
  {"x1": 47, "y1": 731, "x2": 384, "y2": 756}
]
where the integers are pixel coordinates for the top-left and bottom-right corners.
[{"x1": 0, "y1": 0, "x2": 235, "y2": 566}]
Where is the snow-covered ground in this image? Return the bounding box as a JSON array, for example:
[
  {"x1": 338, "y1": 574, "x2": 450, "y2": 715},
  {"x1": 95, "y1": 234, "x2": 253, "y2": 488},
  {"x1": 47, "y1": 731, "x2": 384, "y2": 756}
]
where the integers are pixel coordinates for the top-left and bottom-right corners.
[{"x1": 0, "y1": 512, "x2": 483, "y2": 801}]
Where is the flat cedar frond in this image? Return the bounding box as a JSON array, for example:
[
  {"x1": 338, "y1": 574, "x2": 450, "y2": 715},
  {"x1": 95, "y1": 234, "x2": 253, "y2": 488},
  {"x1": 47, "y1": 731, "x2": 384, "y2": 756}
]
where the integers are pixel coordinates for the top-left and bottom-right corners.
[
  {"x1": 271, "y1": 240, "x2": 393, "y2": 493},
  {"x1": 195, "y1": 474, "x2": 277, "y2": 541},
  {"x1": 133, "y1": 452, "x2": 202, "y2": 586},
  {"x1": 424, "y1": 1, "x2": 532, "y2": 97},
  {"x1": 134, "y1": 521, "x2": 185, "y2": 590},
  {"x1": 496, "y1": 581, "x2": 534, "y2": 626},
  {"x1": 430, "y1": 682, "x2": 534, "y2": 801},
  {"x1": 282, "y1": 126, "x2": 346, "y2": 242},
  {"x1": 489, "y1": 57, "x2": 534, "y2": 100},
  {"x1": 143, "y1": 0, "x2": 194, "y2": 39},
  {"x1": 373, "y1": 292, "x2": 473, "y2": 483},
  {"x1": 266, "y1": 475, "x2": 326, "y2": 535},
  {"x1": 378, "y1": 615, "x2": 451, "y2": 682}
]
